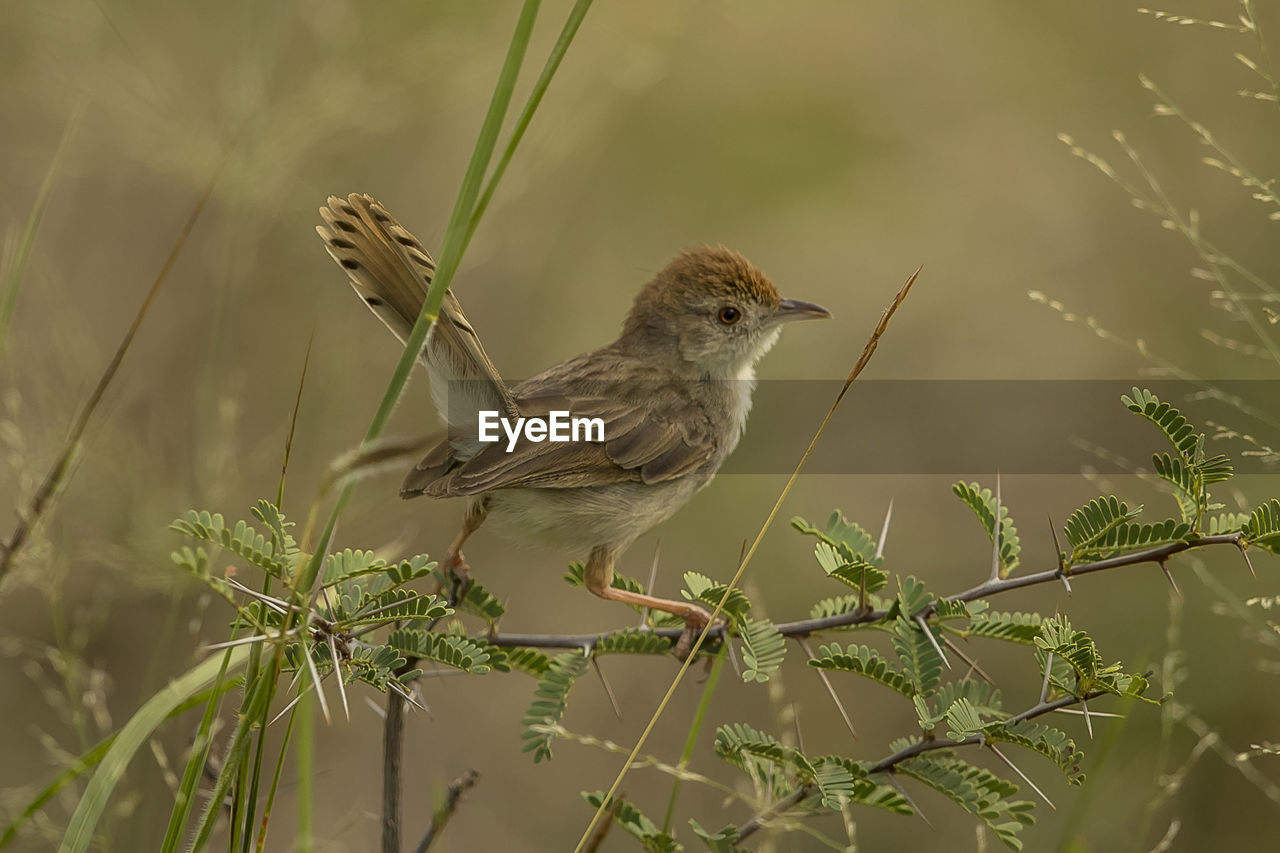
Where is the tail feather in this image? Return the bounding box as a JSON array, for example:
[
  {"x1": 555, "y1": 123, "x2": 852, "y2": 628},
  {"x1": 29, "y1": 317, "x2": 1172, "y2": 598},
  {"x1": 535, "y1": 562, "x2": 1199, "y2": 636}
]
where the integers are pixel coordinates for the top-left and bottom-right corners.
[
  {"x1": 317, "y1": 194, "x2": 520, "y2": 432},
  {"x1": 316, "y1": 194, "x2": 433, "y2": 345}
]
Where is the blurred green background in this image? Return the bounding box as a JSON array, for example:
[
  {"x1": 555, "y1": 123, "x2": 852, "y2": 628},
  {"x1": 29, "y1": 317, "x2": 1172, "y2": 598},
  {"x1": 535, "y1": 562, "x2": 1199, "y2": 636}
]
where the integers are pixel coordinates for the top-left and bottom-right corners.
[{"x1": 2, "y1": 0, "x2": 1278, "y2": 850}]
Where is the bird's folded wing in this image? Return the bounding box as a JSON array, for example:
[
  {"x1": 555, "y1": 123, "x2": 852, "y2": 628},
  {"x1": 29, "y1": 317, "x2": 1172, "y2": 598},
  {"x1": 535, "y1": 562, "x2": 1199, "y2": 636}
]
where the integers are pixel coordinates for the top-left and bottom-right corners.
[
  {"x1": 316, "y1": 193, "x2": 519, "y2": 420},
  {"x1": 401, "y1": 393, "x2": 715, "y2": 497}
]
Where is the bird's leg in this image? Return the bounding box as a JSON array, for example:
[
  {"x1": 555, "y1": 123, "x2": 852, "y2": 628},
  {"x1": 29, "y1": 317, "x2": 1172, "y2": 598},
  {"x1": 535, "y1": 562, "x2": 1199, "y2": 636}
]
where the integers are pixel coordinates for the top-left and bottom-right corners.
[
  {"x1": 584, "y1": 546, "x2": 715, "y2": 656},
  {"x1": 441, "y1": 499, "x2": 487, "y2": 602}
]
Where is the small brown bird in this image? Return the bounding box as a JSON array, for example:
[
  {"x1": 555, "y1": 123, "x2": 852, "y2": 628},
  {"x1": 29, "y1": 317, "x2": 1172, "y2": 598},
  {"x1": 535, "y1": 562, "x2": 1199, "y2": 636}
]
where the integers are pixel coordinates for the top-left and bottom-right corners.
[{"x1": 317, "y1": 194, "x2": 829, "y2": 632}]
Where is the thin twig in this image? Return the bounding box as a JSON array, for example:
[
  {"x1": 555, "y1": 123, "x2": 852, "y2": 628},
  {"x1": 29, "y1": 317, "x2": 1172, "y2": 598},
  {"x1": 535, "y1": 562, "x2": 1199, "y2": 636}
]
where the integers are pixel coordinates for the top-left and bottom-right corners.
[
  {"x1": 734, "y1": 786, "x2": 810, "y2": 842},
  {"x1": 484, "y1": 534, "x2": 1246, "y2": 650},
  {"x1": 867, "y1": 689, "x2": 1110, "y2": 772},
  {"x1": 413, "y1": 770, "x2": 480, "y2": 853},
  {"x1": 0, "y1": 162, "x2": 228, "y2": 584},
  {"x1": 737, "y1": 688, "x2": 1111, "y2": 844}
]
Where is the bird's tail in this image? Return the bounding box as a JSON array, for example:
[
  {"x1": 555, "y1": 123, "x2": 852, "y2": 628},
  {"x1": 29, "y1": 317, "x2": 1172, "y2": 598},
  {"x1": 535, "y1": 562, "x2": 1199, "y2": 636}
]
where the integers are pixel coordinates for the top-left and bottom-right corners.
[{"x1": 316, "y1": 193, "x2": 519, "y2": 421}]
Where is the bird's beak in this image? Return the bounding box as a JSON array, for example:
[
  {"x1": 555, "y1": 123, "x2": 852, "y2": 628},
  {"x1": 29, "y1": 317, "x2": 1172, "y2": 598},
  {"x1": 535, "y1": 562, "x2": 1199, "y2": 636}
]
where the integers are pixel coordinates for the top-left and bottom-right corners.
[{"x1": 775, "y1": 297, "x2": 832, "y2": 323}]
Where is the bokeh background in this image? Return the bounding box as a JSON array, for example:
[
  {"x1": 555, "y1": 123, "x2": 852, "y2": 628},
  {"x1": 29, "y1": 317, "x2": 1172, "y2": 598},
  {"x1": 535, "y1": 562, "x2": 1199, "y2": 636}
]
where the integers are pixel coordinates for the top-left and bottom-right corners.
[{"x1": 2, "y1": 0, "x2": 1278, "y2": 850}]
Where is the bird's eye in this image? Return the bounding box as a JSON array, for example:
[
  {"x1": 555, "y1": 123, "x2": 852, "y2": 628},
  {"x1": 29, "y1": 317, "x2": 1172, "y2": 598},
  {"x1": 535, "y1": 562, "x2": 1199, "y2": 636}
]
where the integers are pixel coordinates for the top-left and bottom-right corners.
[{"x1": 717, "y1": 305, "x2": 741, "y2": 325}]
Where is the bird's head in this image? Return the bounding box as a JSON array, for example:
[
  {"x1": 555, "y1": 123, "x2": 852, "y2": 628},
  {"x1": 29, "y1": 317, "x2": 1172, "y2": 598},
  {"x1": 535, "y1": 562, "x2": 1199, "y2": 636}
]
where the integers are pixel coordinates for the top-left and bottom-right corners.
[{"x1": 621, "y1": 246, "x2": 830, "y2": 376}]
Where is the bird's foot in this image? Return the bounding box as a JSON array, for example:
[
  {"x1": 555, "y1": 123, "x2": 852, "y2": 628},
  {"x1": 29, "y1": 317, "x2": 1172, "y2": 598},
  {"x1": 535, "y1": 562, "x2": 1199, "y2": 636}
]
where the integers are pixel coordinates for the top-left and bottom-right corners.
[
  {"x1": 440, "y1": 550, "x2": 472, "y2": 605},
  {"x1": 673, "y1": 604, "x2": 716, "y2": 661}
]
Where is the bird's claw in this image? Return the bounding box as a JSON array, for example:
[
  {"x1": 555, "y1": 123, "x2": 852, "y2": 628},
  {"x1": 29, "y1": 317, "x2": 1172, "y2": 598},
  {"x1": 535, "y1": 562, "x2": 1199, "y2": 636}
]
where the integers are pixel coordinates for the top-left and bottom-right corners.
[
  {"x1": 673, "y1": 605, "x2": 718, "y2": 661},
  {"x1": 441, "y1": 550, "x2": 472, "y2": 605}
]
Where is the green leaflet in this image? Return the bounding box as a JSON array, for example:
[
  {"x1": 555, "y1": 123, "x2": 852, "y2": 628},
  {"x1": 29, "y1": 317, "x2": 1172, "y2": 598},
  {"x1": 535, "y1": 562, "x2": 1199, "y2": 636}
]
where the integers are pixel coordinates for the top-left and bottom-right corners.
[
  {"x1": 808, "y1": 593, "x2": 867, "y2": 622},
  {"x1": 791, "y1": 510, "x2": 882, "y2": 563},
  {"x1": 682, "y1": 571, "x2": 752, "y2": 623},
  {"x1": 688, "y1": 821, "x2": 750, "y2": 853},
  {"x1": 794, "y1": 510, "x2": 889, "y2": 594},
  {"x1": 985, "y1": 720, "x2": 1085, "y2": 785},
  {"x1": 1244, "y1": 499, "x2": 1280, "y2": 554},
  {"x1": 934, "y1": 680, "x2": 1006, "y2": 720},
  {"x1": 387, "y1": 629, "x2": 494, "y2": 674},
  {"x1": 521, "y1": 651, "x2": 590, "y2": 762},
  {"x1": 953, "y1": 481, "x2": 1021, "y2": 576},
  {"x1": 892, "y1": 615, "x2": 944, "y2": 698},
  {"x1": 739, "y1": 618, "x2": 785, "y2": 683},
  {"x1": 806, "y1": 756, "x2": 915, "y2": 814},
  {"x1": 1061, "y1": 495, "x2": 1192, "y2": 563},
  {"x1": 581, "y1": 792, "x2": 679, "y2": 853},
  {"x1": 1123, "y1": 388, "x2": 1233, "y2": 528},
  {"x1": 812, "y1": 541, "x2": 889, "y2": 595},
  {"x1": 897, "y1": 753, "x2": 1034, "y2": 850},
  {"x1": 594, "y1": 628, "x2": 678, "y2": 656},
  {"x1": 966, "y1": 610, "x2": 1044, "y2": 644},
  {"x1": 1062, "y1": 496, "x2": 1140, "y2": 555},
  {"x1": 170, "y1": 510, "x2": 285, "y2": 578},
  {"x1": 807, "y1": 641, "x2": 915, "y2": 698},
  {"x1": 1034, "y1": 615, "x2": 1160, "y2": 702},
  {"x1": 502, "y1": 647, "x2": 553, "y2": 677},
  {"x1": 712, "y1": 724, "x2": 870, "y2": 810},
  {"x1": 1123, "y1": 387, "x2": 1201, "y2": 460}
]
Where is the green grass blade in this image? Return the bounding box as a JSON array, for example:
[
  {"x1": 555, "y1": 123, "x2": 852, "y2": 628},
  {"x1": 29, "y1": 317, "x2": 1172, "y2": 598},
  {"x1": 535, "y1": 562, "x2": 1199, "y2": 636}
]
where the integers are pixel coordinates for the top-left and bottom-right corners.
[
  {"x1": 1, "y1": 736, "x2": 114, "y2": 850},
  {"x1": 58, "y1": 648, "x2": 251, "y2": 853},
  {"x1": 253, "y1": 700, "x2": 299, "y2": 852},
  {"x1": 0, "y1": 678, "x2": 242, "y2": 849},
  {"x1": 238, "y1": 721, "x2": 270, "y2": 853},
  {"x1": 187, "y1": 654, "x2": 280, "y2": 852},
  {"x1": 277, "y1": 332, "x2": 315, "y2": 510},
  {"x1": 296, "y1": 691, "x2": 314, "y2": 852},
  {"x1": 662, "y1": 642, "x2": 727, "y2": 832},
  {"x1": 158, "y1": 647, "x2": 239, "y2": 853},
  {"x1": 294, "y1": 0, "x2": 541, "y2": 597},
  {"x1": 365, "y1": 0, "x2": 540, "y2": 441},
  {"x1": 464, "y1": 0, "x2": 595, "y2": 251}
]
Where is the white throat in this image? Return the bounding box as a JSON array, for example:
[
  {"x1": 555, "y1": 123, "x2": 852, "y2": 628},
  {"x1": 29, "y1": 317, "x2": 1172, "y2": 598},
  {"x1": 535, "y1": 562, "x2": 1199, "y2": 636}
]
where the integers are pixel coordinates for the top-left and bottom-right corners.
[{"x1": 717, "y1": 326, "x2": 782, "y2": 444}]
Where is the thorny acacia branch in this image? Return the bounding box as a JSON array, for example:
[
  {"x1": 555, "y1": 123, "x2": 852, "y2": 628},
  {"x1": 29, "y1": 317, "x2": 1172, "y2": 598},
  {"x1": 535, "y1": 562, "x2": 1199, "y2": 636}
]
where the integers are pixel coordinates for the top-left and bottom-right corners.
[
  {"x1": 480, "y1": 533, "x2": 1248, "y2": 650},
  {"x1": 735, "y1": 688, "x2": 1113, "y2": 844}
]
